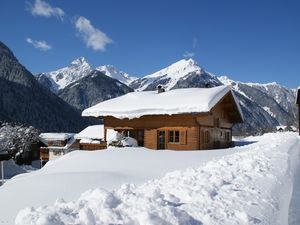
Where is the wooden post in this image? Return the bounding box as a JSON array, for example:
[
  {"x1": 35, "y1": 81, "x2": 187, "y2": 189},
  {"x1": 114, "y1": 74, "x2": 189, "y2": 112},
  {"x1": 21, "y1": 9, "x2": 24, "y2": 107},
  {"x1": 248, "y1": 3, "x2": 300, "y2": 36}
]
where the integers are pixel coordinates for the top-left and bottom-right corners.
[{"x1": 104, "y1": 127, "x2": 107, "y2": 142}]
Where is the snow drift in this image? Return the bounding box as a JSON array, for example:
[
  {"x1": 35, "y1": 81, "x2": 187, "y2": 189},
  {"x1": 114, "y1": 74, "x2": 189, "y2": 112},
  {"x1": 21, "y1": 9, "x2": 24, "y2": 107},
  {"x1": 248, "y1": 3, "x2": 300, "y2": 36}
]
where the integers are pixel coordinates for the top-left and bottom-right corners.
[{"x1": 15, "y1": 133, "x2": 300, "y2": 225}]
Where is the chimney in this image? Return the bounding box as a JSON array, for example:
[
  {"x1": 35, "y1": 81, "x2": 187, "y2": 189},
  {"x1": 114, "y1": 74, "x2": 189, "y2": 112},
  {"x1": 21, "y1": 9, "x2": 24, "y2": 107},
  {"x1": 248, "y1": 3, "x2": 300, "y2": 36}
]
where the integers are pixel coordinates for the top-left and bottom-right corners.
[{"x1": 157, "y1": 85, "x2": 165, "y2": 93}]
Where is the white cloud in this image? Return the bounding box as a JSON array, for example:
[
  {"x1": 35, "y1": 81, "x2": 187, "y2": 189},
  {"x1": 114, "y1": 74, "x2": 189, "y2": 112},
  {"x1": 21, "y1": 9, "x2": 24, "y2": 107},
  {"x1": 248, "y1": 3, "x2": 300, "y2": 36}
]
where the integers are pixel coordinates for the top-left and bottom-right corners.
[
  {"x1": 75, "y1": 16, "x2": 113, "y2": 51},
  {"x1": 26, "y1": 38, "x2": 52, "y2": 51},
  {"x1": 28, "y1": 0, "x2": 64, "y2": 19},
  {"x1": 183, "y1": 51, "x2": 195, "y2": 58}
]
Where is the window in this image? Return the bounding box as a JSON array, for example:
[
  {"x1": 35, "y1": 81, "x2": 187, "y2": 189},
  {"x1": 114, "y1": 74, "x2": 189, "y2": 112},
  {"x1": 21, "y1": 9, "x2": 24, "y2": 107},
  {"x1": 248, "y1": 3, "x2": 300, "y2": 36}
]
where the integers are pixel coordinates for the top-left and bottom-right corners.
[
  {"x1": 169, "y1": 130, "x2": 180, "y2": 143},
  {"x1": 53, "y1": 150, "x2": 62, "y2": 156}
]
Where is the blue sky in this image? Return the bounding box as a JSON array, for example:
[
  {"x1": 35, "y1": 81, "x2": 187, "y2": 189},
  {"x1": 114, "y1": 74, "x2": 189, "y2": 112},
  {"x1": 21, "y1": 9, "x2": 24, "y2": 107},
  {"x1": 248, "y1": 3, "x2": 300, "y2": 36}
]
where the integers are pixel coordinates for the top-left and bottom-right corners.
[{"x1": 0, "y1": 0, "x2": 299, "y2": 88}]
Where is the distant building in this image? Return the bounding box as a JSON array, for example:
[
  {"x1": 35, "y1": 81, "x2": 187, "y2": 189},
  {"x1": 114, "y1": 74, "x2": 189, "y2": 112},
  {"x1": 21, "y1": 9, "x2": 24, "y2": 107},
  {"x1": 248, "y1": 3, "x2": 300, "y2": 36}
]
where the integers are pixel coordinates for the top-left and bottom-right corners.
[
  {"x1": 82, "y1": 86, "x2": 244, "y2": 150},
  {"x1": 297, "y1": 88, "x2": 300, "y2": 135},
  {"x1": 39, "y1": 133, "x2": 76, "y2": 164},
  {"x1": 276, "y1": 125, "x2": 297, "y2": 132},
  {"x1": 75, "y1": 125, "x2": 106, "y2": 150}
]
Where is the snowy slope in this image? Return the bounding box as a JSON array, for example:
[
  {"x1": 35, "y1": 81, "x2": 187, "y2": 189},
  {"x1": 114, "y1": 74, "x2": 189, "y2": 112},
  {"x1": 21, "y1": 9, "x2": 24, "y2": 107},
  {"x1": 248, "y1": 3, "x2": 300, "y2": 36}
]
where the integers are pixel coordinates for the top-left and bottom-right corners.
[
  {"x1": 219, "y1": 76, "x2": 297, "y2": 131},
  {"x1": 0, "y1": 145, "x2": 239, "y2": 224},
  {"x1": 129, "y1": 58, "x2": 222, "y2": 91},
  {"x1": 96, "y1": 65, "x2": 137, "y2": 85},
  {"x1": 8, "y1": 132, "x2": 300, "y2": 225},
  {"x1": 36, "y1": 57, "x2": 92, "y2": 93}
]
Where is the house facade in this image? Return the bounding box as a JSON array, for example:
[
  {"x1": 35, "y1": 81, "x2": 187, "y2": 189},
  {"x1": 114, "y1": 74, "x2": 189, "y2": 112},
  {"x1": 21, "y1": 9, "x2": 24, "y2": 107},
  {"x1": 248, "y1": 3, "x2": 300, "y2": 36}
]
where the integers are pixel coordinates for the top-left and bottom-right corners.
[
  {"x1": 82, "y1": 86, "x2": 244, "y2": 150},
  {"x1": 75, "y1": 125, "x2": 107, "y2": 150},
  {"x1": 39, "y1": 133, "x2": 76, "y2": 164}
]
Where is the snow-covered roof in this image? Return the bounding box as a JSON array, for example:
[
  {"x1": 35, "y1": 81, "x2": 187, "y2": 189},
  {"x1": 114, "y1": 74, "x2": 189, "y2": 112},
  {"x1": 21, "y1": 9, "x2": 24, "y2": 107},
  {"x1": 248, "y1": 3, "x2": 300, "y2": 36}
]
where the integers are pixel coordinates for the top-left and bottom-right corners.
[
  {"x1": 82, "y1": 85, "x2": 243, "y2": 120},
  {"x1": 276, "y1": 126, "x2": 287, "y2": 130},
  {"x1": 79, "y1": 139, "x2": 101, "y2": 144},
  {"x1": 39, "y1": 133, "x2": 75, "y2": 141},
  {"x1": 75, "y1": 125, "x2": 104, "y2": 140}
]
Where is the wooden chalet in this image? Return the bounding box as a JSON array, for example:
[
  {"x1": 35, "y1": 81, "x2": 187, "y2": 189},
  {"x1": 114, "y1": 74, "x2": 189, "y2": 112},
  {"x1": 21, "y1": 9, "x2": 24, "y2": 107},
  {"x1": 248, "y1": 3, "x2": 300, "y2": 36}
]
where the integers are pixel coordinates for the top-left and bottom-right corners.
[
  {"x1": 75, "y1": 125, "x2": 107, "y2": 150},
  {"x1": 297, "y1": 88, "x2": 300, "y2": 135},
  {"x1": 82, "y1": 86, "x2": 244, "y2": 150},
  {"x1": 39, "y1": 133, "x2": 76, "y2": 164}
]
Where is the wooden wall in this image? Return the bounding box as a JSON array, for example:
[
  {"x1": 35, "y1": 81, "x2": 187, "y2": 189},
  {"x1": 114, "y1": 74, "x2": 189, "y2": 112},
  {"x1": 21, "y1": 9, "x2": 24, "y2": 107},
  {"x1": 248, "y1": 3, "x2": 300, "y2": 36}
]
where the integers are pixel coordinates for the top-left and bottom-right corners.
[
  {"x1": 144, "y1": 129, "x2": 157, "y2": 149},
  {"x1": 47, "y1": 140, "x2": 66, "y2": 147},
  {"x1": 144, "y1": 126, "x2": 199, "y2": 150},
  {"x1": 104, "y1": 114, "x2": 200, "y2": 129},
  {"x1": 199, "y1": 127, "x2": 231, "y2": 149},
  {"x1": 79, "y1": 143, "x2": 107, "y2": 151},
  {"x1": 165, "y1": 127, "x2": 199, "y2": 150}
]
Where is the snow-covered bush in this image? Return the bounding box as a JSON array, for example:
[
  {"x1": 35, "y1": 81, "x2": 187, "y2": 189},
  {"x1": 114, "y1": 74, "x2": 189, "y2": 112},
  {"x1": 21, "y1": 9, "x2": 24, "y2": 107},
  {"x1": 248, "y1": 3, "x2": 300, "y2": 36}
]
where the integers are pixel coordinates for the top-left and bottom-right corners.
[
  {"x1": 121, "y1": 137, "x2": 138, "y2": 147},
  {"x1": 0, "y1": 122, "x2": 39, "y2": 162},
  {"x1": 107, "y1": 130, "x2": 138, "y2": 147}
]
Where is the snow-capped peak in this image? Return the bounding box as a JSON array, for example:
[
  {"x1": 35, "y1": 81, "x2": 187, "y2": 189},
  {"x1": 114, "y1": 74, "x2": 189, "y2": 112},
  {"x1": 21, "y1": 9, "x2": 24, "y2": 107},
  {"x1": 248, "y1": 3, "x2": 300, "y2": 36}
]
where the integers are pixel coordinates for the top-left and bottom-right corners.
[
  {"x1": 218, "y1": 76, "x2": 236, "y2": 86},
  {"x1": 131, "y1": 58, "x2": 212, "y2": 91},
  {"x1": 38, "y1": 57, "x2": 92, "y2": 93},
  {"x1": 96, "y1": 65, "x2": 137, "y2": 85},
  {"x1": 146, "y1": 58, "x2": 203, "y2": 79},
  {"x1": 70, "y1": 57, "x2": 88, "y2": 67}
]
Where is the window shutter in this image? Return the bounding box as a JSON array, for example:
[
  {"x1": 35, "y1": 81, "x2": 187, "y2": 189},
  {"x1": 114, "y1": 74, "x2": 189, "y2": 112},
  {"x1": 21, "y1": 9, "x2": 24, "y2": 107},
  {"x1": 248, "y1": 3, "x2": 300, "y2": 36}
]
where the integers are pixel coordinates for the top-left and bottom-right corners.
[{"x1": 180, "y1": 130, "x2": 187, "y2": 145}]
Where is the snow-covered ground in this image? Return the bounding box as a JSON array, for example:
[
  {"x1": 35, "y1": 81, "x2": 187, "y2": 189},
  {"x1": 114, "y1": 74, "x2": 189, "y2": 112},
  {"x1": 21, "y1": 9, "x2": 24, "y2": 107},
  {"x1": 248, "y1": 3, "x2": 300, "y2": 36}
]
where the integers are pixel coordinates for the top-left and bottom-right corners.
[
  {"x1": 288, "y1": 145, "x2": 300, "y2": 225},
  {"x1": 0, "y1": 132, "x2": 299, "y2": 225}
]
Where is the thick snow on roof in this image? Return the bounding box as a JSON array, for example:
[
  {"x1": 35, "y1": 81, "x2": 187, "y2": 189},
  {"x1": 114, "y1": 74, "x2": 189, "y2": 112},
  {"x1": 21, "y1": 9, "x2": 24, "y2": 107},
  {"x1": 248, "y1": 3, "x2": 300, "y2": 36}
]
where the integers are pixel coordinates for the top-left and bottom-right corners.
[
  {"x1": 39, "y1": 133, "x2": 75, "y2": 141},
  {"x1": 83, "y1": 85, "x2": 240, "y2": 119},
  {"x1": 75, "y1": 125, "x2": 104, "y2": 140}
]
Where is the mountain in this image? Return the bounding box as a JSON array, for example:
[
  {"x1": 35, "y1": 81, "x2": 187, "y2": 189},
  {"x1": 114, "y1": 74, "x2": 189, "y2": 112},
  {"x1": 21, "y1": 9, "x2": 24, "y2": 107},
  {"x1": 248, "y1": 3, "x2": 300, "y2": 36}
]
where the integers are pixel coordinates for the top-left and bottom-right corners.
[
  {"x1": 0, "y1": 41, "x2": 87, "y2": 132},
  {"x1": 129, "y1": 59, "x2": 222, "y2": 91},
  {"x1": 218, "y1": 76, "x2": 297, "y2": 134},
  {"x1": 129, "y1": 59, "x2": 297, "y2": 135},
  {"x1": 36, "y1": 58, "x2": 137, "y2": 93},
  {"x1": 35, "y1": 55, "x2": 297, "y2": 136},
  {"x1": 36, "y1": 57, "x2": 92, "y2": 93},
  {"x1": 96, "y1": 65, "x2": 137, "y2": 85},
  {"x1": 58, "y1": 70, "x2": 133, "y2": 111}
]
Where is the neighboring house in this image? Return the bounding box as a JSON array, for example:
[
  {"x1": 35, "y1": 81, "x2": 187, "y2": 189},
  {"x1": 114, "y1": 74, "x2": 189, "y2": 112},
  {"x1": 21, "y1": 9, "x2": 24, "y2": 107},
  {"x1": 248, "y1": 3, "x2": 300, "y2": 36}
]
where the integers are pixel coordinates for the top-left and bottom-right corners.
[
  {"x1": 82, "y1": 85, "x2": 244, "y2": 150},
  {"x1": 75, "y1": 125, "x2": 107, "y2": 150},
  {"x1": 297, "y1": 88, "x2": 300, "y2": 135},
  {"x1": 276, "y1": 125, "x2": 297, "y2": 132},
  {"x1": 39, "y1": 133, "x2": 76, "y2": 163}
]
